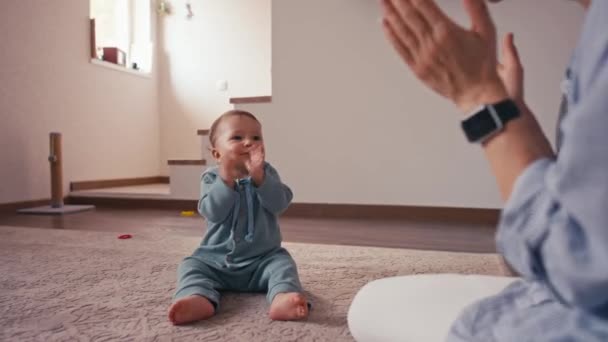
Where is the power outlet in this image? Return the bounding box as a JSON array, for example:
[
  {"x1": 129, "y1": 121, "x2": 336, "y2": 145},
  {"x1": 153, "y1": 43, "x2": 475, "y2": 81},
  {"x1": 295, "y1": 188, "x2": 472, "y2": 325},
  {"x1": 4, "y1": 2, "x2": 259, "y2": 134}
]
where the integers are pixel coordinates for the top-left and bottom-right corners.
[{"x1": 216, "y1": 80, "x2": 228, "y2": 92}]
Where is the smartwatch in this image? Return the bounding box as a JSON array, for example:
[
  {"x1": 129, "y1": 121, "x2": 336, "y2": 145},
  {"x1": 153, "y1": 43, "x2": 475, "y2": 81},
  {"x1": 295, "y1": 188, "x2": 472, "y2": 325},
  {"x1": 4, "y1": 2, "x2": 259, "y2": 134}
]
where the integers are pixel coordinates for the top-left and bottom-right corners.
[{"x1": 461, "y1": 99, "x2": 520, "y2": 143}]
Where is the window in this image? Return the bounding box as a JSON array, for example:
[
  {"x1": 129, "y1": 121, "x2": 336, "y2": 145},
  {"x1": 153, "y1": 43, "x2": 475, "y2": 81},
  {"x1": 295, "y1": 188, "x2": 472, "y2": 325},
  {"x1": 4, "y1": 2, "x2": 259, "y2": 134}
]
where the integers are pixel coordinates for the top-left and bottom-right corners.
[{"x1": 90, "y1": 0, "x2": 153, "y2": 73}]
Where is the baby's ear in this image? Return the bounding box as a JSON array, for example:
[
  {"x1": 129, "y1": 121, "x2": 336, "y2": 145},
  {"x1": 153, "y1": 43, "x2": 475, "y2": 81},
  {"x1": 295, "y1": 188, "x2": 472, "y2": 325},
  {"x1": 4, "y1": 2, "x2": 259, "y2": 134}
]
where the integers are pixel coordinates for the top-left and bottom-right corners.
[{"x1": 211, "y1": 148, "x2": 221, "y2": 160}]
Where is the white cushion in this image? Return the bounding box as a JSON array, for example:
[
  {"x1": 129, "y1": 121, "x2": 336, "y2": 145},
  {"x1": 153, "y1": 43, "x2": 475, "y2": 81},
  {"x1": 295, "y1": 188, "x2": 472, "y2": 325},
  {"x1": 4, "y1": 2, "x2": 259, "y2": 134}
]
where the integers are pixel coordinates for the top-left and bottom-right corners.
[{"x1": 348, "y1": 274, "x2": 517, "y2": 342}]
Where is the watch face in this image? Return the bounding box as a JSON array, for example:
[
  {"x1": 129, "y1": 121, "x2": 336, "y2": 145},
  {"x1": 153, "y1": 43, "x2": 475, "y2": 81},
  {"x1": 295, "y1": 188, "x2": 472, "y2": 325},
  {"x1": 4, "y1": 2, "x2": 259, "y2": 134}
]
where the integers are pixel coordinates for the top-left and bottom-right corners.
[
  {"x1": 461, "y1": 110, "x2": 499, "y2": 142},
  {"x1": 461, "y1": 100, "x2": 520, "y2": 143}
]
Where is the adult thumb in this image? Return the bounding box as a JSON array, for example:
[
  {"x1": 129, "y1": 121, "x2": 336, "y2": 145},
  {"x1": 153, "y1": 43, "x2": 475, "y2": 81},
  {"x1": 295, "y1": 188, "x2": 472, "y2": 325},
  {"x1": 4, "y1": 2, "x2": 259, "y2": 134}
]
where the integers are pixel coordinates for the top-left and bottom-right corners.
[{"x1": 502, "y1": 33, "x2": 521, "y2": 66}]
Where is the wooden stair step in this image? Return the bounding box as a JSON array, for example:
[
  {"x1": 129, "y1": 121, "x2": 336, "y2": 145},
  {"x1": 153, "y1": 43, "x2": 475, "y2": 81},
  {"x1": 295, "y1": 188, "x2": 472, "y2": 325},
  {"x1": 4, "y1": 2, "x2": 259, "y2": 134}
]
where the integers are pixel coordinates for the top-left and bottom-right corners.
[
  {"x1": 229, "y1": 96, "x2": 272, "y2": 104},
  {"x1": 167, "y1": 159, "x2": 207, "y2": 166}
]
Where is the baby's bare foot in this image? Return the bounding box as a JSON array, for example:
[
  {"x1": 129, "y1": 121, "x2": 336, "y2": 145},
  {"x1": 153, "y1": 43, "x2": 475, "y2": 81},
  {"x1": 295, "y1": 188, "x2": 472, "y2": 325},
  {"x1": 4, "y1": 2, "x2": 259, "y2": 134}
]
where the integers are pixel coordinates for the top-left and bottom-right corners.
[
  {"x1": 168, "y1": 295, "x2": 215, "y2": 325},
  {"x1": 269, "y1": 292, "x2": 309, "y2": 321}
]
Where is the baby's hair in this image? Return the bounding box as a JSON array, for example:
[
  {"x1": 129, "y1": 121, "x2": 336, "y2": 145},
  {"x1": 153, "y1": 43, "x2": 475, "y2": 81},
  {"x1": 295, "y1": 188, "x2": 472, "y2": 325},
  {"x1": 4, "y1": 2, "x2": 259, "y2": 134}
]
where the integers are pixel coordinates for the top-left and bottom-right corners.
[{"x1": 208, "y1": 109, "x2": 260, "y2": 147}]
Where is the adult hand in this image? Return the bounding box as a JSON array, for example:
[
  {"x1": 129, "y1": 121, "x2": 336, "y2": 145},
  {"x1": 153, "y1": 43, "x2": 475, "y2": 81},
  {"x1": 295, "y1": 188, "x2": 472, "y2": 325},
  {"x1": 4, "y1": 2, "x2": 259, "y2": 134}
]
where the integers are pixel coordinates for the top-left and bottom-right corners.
[{"x1": 380, "y1": 0, "x2": 509, "y2": 112}]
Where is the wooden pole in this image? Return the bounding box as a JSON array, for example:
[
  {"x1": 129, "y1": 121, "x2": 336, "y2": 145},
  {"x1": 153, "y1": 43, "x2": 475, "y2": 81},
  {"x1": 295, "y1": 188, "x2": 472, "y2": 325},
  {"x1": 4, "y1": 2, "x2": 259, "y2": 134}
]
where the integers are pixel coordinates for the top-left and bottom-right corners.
[
  {"x1": 90, "y1": 18, "x2": 97, "y2": 59},
  {"x1": 49, "y1": 133, "x2": 63, "y2": 208}
]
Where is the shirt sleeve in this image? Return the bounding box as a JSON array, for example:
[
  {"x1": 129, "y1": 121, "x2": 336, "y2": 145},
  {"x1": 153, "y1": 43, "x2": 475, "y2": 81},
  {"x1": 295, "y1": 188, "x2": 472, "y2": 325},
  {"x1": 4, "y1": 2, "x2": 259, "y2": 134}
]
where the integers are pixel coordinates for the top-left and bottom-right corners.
[
  {"x1": 255, "y1": 163, "x2": 293, "y2": 215},
  {"x1": 197, "y1": 169, "x2": 238, "y2": 223},
  {"x1": 496, "y1": 36, "x2": 608, "y2": 316}
]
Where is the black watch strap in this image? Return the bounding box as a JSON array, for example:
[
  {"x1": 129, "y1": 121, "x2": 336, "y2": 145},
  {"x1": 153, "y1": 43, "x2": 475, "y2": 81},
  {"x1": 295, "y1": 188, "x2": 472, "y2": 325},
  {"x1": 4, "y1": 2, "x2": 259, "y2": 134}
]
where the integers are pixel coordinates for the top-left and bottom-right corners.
[{"x1": 461, "y1": 99, "x2": 520, "y2": 143}]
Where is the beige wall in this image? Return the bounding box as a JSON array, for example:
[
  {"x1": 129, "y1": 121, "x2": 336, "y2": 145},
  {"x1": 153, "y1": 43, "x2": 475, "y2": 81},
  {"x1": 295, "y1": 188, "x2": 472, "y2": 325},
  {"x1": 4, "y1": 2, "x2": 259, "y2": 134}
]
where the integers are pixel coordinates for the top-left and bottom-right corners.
[
  {"x1": 158, "y1": 0, "x2": 271, "y2": 174},
  {"x1": 237, "y1": 0, "x2": 585, "y2": 208},
  {"x1": 0, "y1": 0, "x2": 160, "y2": 204},
  {"x1": 1, "y1": 0, "x2": 585, "y2": 209}
]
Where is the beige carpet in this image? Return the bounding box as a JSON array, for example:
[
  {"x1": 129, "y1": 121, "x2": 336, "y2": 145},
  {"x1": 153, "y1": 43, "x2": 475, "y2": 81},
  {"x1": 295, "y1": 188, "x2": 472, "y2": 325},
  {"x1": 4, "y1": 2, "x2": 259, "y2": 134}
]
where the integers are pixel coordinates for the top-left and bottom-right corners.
[{"x1": 0, "y1": 225, "x2": 504, "y2": 341}]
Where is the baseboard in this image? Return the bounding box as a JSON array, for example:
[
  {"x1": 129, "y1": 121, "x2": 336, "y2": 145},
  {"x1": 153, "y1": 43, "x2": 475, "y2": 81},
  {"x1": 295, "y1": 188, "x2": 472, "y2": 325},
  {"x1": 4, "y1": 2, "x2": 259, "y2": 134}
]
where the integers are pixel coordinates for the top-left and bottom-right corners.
[
  {"x1": 285, "y1": 203, "x2": 500, "y2": 225},
  {"x1": 66, "y1": 196, "x2": 197, "y2": 211},
  {"x1": 0, "y1": 199, "x2": 52, "y2": 213},
  {"x1": 70, "y1": 176, "x2": 169, "y2": 191},
  {"x1": 65, "y1": 195, "x2": 500, "y2": 225}
]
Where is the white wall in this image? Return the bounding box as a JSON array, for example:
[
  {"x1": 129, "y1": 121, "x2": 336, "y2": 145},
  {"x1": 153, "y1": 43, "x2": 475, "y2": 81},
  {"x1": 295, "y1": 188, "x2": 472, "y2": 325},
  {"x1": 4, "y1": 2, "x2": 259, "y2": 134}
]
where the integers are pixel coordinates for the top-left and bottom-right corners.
[
  {"x1": 0, "y1": 0, "x2": 160, "y2": 204},
  {"x1": 158, "y1": 0, "x2": 271, "y2": 174},
  {"x1": 0, "y1": 0, "x2": 584, "y2": 209},
  {"x1": 238, "y1": 0, "x2": 585, "y2": 208}
]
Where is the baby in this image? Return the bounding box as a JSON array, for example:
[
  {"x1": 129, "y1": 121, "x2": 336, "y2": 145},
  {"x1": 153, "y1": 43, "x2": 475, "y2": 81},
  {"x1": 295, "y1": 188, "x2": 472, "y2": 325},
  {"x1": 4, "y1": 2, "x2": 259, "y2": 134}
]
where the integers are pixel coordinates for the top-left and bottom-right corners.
[{"x1": 168, "y1": 109, "x2": 309, "y2": 325}]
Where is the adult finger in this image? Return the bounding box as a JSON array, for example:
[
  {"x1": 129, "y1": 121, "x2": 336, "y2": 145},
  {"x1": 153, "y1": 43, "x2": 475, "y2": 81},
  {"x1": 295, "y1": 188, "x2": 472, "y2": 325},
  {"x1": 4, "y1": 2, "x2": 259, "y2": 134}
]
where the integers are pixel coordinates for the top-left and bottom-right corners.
[
  {"x1": 462, "y1": 0, "x2": 496, "y2": 40},
  {"x1": 381, "y1": 0, "x2": 420, "y2": 50},
  {"x1": 382, "y1": 18, "x2": 415, "y2": 66},
  {"x1": 410, "y1": 0, "x2": 452, "y2": 30},
  {"x1": 387, "y1": 0, "x2": 433, "y2": 43}
]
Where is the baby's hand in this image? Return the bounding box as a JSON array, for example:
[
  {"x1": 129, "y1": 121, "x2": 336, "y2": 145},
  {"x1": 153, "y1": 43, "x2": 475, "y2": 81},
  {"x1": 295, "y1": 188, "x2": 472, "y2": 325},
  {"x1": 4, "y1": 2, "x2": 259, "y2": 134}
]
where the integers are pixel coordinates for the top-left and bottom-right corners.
[
  {"x1": 245, "y1": 145, "x2": 265, "y2": 186},
  {"x1": 219, "y1": 155, "x2": 248, "y2": 186}
]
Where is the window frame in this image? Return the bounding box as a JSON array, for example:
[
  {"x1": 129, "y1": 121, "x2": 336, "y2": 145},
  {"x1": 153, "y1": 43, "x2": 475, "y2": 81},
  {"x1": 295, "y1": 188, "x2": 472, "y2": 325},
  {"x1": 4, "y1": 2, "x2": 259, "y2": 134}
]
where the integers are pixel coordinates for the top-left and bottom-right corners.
[{"x1": 89, "y1": 0, "x2": 154, "y2": 77}]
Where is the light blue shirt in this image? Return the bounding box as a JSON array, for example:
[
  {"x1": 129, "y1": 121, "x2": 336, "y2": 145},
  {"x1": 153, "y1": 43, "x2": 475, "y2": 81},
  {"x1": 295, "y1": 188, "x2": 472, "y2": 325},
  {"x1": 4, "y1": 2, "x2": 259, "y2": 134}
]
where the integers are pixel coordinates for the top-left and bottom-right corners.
[
  {"x1": 193, "y1": 162, "x2": 293, "y2": 269},
  {"x1": 448, "y1": 1, "x2": 608, "y2": 340}
]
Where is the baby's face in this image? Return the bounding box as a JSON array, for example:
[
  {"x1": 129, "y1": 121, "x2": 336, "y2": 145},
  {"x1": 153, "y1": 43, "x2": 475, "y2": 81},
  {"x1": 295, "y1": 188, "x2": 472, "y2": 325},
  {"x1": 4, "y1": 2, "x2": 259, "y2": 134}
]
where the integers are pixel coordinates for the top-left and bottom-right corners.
[{"x1": 212, "y1": 115, "x2": 264, "y2": 164}]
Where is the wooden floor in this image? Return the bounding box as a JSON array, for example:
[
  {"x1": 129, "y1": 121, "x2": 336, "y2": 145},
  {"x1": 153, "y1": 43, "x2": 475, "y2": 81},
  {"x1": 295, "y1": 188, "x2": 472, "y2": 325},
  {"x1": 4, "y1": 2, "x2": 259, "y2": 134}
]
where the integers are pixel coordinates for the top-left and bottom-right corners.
[{"x1": 0, "y1": 207, "x2": 497, "y2": 253}]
